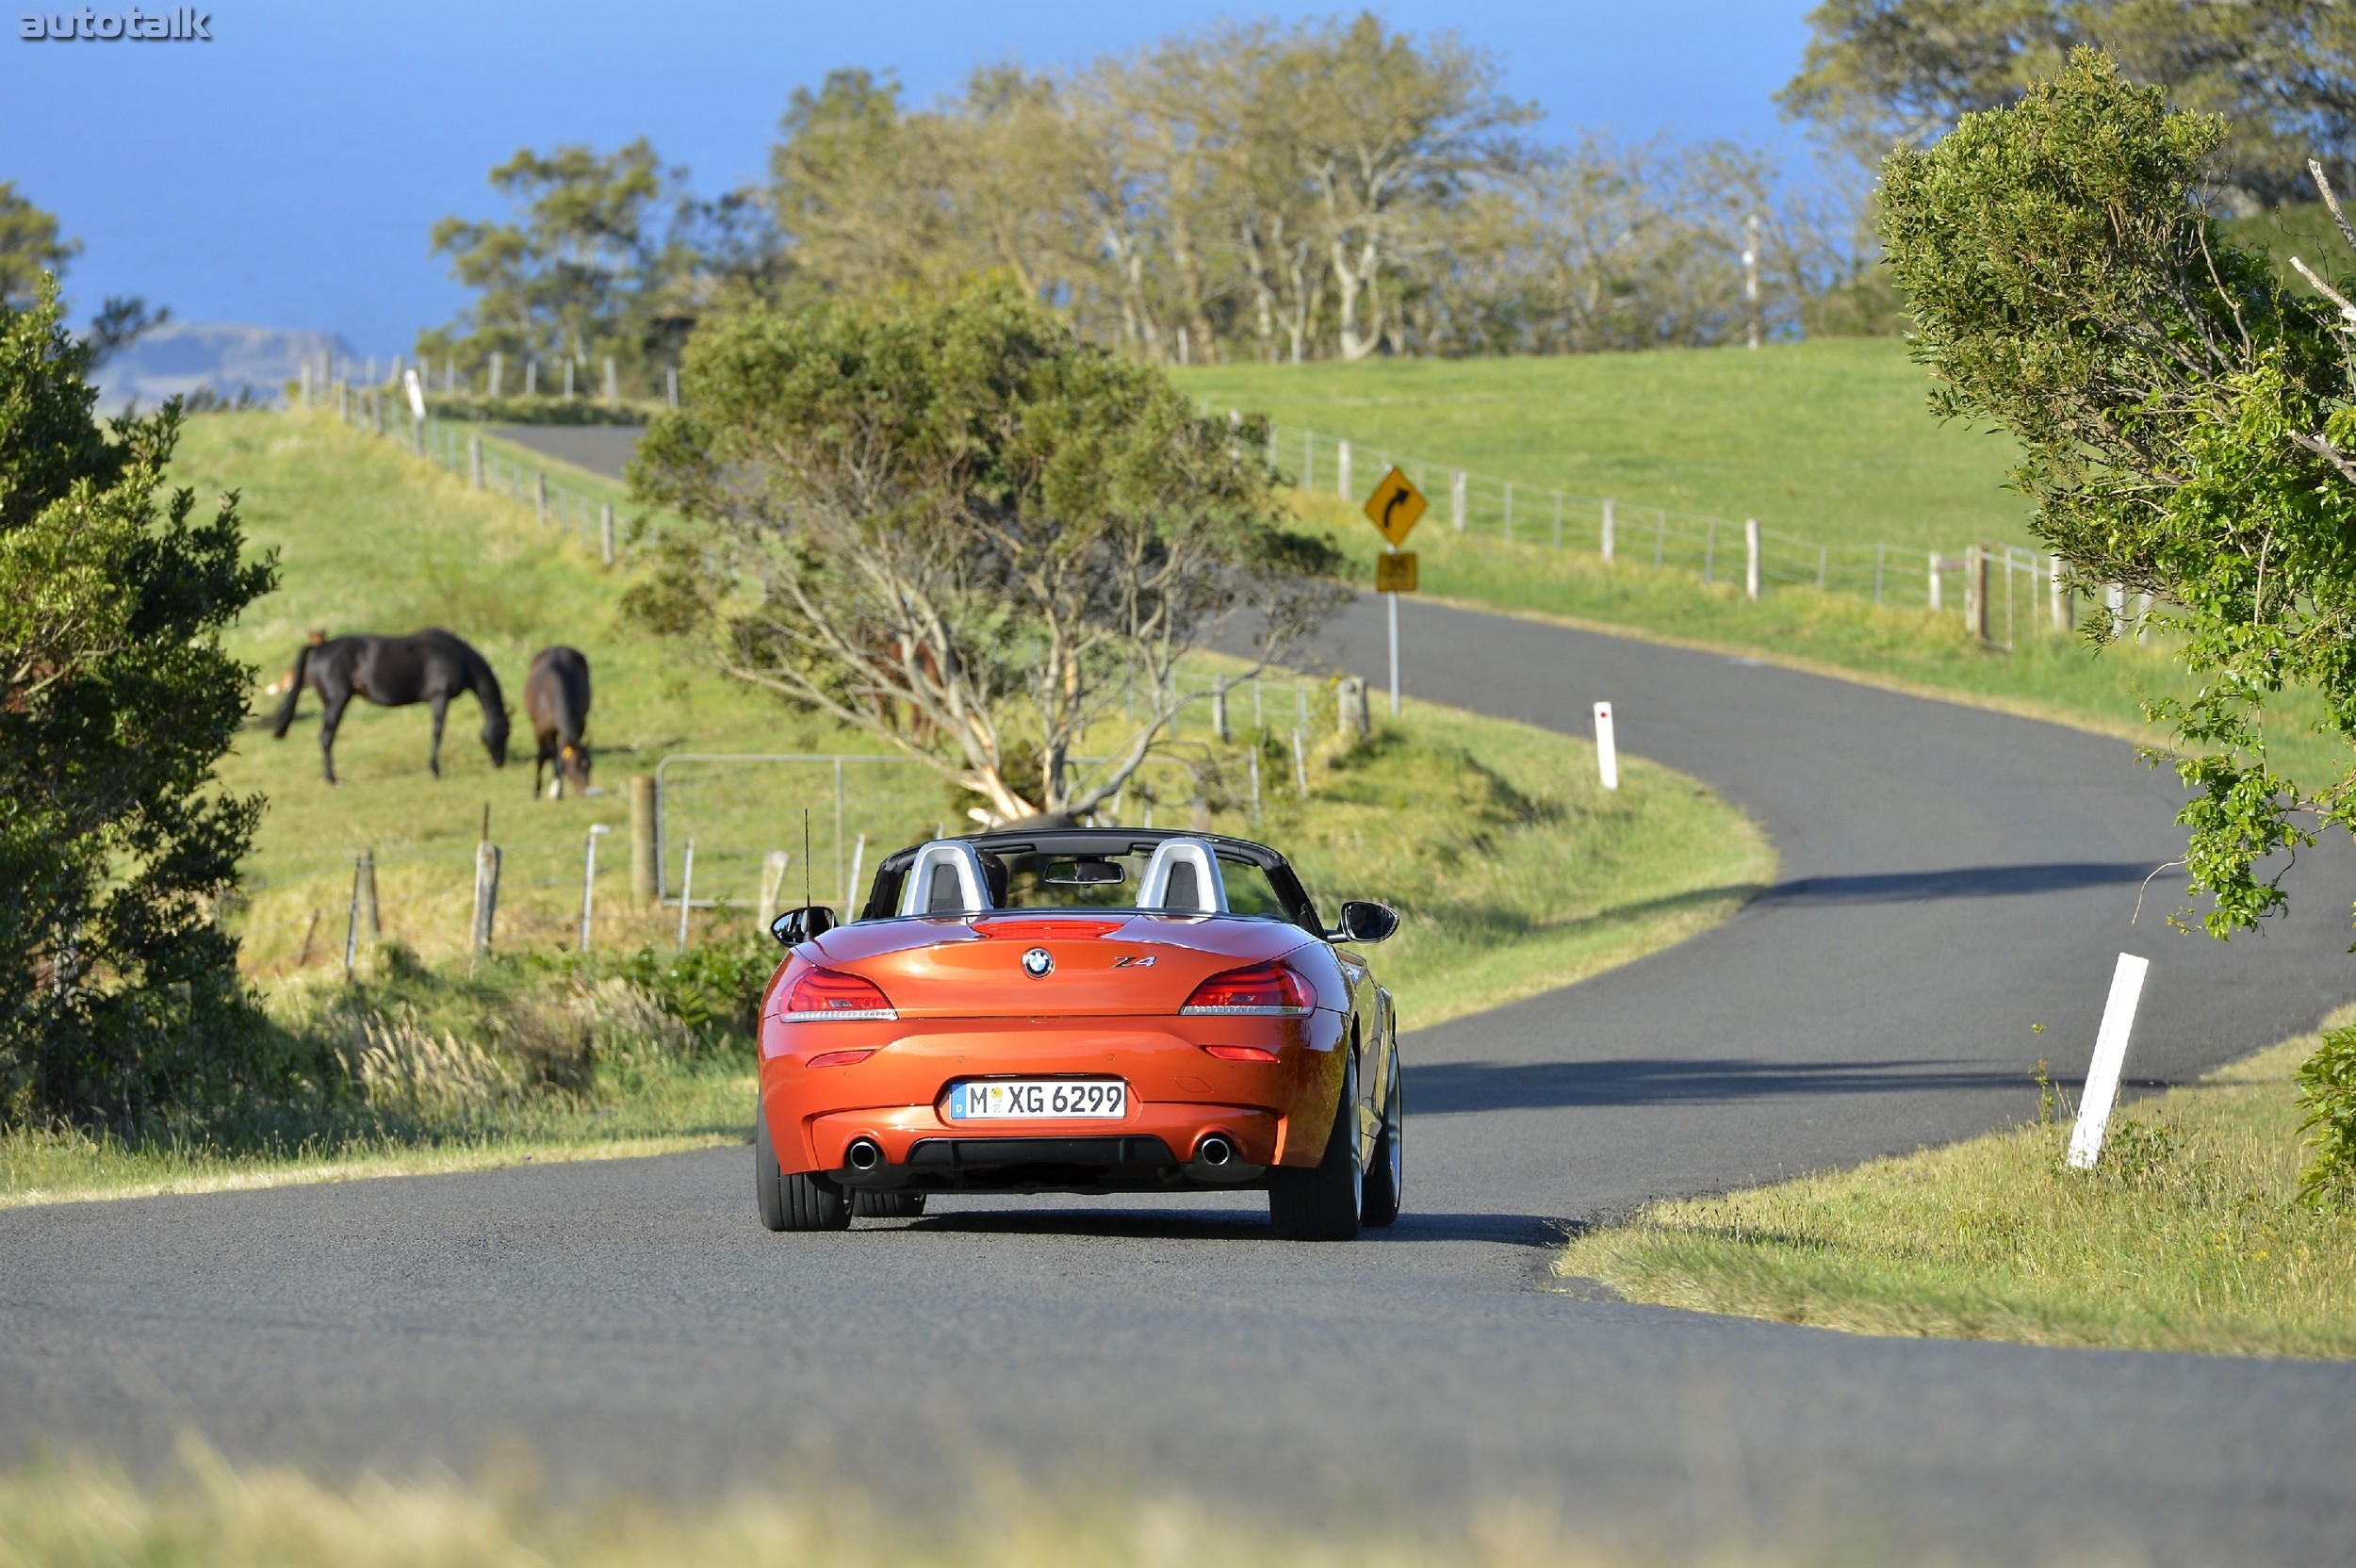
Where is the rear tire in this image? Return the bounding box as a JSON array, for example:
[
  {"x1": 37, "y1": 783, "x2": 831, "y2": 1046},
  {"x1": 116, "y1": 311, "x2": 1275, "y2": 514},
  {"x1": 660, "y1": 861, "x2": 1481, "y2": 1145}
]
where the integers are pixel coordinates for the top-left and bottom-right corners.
[
  {"x1": 1269, "y1": 1052, "x2": 1363, "y2": 1241},
  {"x1": 1361, "y1": 1041, "x2": 1403, "y2": 1228},
  {"x1": 755, "y1": 1100, "x2": 851, "y2": 1233},
  {"x1": 853, "y1": 1191, "x2": 927, "y2": 1218}
]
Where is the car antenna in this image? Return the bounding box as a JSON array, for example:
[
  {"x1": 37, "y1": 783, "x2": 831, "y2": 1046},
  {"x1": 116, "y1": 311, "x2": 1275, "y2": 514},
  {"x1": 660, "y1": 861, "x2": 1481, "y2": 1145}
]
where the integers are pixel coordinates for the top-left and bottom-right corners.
[{"x1": 803, "y1": 808, "x2": 811, "y2": 908}]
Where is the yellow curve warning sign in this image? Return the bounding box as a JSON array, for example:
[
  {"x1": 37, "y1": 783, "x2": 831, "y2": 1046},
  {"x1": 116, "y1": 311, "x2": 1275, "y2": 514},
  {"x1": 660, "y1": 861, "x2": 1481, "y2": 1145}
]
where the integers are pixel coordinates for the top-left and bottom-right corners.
[
  {"x1": 1363, "y1": 466, "x2": 1426, "y2": 547},
  {"x1": 1376, "y1": 551, "x2": 1418, "y2": 594}
]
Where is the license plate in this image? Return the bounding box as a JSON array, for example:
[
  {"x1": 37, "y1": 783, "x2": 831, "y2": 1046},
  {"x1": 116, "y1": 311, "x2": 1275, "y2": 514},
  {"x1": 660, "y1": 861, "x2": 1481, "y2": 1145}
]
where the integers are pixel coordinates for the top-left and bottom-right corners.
[{"x1": 947, "y1": 1079, "x2": 1128, "y2": 1120}]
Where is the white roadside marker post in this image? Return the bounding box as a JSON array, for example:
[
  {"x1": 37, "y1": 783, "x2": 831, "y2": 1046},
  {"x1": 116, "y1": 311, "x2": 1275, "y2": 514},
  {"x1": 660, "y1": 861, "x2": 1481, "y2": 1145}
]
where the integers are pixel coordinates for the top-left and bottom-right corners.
[
  {"x1": 2068, "y1": 953, "x2": 2150, "y2": 1169},
  {"x1": 676, "y1": 839, "x2": 695, "y2": 953},
  {"x1": 1593, "y1": 701, "x2": 1619, "y2": 791},
  {"x1": 1744, "y1": 518, "x2": 1761, "y2": 601},
  {"x1": 579, "y1": 824, "x2": 610, "y2": 952}
]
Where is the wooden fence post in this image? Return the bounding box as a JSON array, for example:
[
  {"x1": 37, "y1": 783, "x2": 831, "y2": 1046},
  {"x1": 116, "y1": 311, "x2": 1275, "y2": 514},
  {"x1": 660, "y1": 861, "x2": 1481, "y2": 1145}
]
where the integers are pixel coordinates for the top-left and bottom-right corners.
[
  {"x1": 600, "y1": 502, "x2": 614, "y2": 564},
  {"x1": 630, "y1": 774, "x2": 659, "y2": 906},
  {"x1": 534, "y1": 471, "x2": 548, "y2": 525}
]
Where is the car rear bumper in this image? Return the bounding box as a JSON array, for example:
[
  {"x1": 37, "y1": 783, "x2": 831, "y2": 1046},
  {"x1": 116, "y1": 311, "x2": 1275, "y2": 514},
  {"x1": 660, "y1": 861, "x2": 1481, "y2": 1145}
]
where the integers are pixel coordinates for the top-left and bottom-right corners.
[{"x1": 758, "y1": 1014, "x2": 1344, "y2": 1187}]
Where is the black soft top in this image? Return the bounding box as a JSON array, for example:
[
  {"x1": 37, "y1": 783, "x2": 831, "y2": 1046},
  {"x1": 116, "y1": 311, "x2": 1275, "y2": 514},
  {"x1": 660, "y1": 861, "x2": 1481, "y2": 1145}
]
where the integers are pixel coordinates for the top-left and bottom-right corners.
[{"x1": 859, "y1": 827, "x2": 1322, "y2": 931}]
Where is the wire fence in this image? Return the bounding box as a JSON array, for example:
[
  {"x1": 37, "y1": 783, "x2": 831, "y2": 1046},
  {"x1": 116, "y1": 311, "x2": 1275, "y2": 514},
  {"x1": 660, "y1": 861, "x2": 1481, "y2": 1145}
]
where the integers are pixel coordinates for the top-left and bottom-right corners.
[{"x1": 1243, "y1": 416, "x2": 2088, "y2": 649}]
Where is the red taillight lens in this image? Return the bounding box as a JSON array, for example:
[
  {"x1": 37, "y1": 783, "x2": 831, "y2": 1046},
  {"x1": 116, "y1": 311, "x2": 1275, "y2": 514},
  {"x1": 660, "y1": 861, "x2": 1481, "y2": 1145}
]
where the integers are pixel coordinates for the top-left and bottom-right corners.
[
  {"x1": 1203, "y1": 1045, "x2": 1281, "y2": 1062},
  {"x1": 1181, "y1": 961, "x2": 1314, "y2": 1016},
  {"x1": 780, "y1": 967, "x2": 897, "y2": 1021},
  {"x1": 805, "y1": 1049, "x2": 877, "y2": 1069}
]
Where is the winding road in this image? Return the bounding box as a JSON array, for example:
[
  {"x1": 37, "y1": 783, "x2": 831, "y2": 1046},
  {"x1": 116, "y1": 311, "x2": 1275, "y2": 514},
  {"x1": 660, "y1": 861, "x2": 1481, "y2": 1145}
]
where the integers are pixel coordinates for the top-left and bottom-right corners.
[{"x1": 7, "y1": 428, "x2": 2354, "y2": 1562}]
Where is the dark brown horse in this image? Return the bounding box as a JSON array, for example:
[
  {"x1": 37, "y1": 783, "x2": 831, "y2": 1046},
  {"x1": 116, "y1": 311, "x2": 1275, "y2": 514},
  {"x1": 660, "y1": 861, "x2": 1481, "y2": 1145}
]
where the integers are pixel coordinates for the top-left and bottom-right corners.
[
  {"x1": 526, "y1": 645, "x2": 593, "y2": 798},
  {"x1": 269, "y1": 629, "x2": 509, "y2": 784}
]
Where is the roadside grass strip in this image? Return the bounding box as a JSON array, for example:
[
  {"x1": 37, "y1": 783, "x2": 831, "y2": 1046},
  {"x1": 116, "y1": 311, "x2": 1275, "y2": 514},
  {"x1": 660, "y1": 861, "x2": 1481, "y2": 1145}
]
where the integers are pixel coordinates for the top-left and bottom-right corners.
[{"x1": 1558, "y1": 1013, "x2": 2356, "y2": 1360}]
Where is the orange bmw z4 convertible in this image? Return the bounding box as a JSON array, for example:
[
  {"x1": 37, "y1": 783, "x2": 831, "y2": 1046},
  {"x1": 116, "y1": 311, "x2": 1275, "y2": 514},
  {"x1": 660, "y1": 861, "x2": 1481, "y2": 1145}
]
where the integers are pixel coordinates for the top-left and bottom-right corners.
[{"x1": 754, "y1": 827, "x2": 1402, "y2": 1240}]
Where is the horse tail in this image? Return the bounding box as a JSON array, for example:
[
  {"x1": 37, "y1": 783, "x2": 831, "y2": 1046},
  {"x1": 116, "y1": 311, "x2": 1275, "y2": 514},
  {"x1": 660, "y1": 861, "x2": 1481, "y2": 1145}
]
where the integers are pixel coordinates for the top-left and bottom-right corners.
[{"x1": 269, "y1": 644, "x2": 312, "y2": 737}]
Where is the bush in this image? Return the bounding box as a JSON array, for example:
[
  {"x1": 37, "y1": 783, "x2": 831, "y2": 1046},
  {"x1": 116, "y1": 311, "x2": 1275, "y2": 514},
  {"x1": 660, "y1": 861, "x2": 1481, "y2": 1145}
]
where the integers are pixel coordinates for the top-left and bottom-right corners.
[
  {"x1": 2296, "y1": 1025, "x2": 2356, "y2": 1208},
  {"x1": 0, "y1": 279, "x2": 281, "y2": 1132}
]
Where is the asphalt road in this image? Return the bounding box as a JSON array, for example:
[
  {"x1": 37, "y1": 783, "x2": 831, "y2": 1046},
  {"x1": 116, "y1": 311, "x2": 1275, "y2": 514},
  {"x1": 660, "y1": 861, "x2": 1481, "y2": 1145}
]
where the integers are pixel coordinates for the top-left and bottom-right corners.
[{"x1": 6, "y1": 428, "x2": 2353, "y2": 1561}]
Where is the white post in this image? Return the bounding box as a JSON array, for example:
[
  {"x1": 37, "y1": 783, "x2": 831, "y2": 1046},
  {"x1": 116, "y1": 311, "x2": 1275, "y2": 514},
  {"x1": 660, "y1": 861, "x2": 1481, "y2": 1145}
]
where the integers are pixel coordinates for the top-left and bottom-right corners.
[
  {"x1": 758, "y1": 850, "x2": 789, "y2": 930},
  {"x1": 1386, "y1": 578, "x2": 1400, "y2": 717},
  {"x1": 1291, "y1": 728, "x2": 1309, "y2": 798},
  {"x1": 471, "y1": 841, "x2": 500, "y2": 956},
  {"x1": 579, "y1": 825, "x2": 610, "y2": 951},
  {"x1": 468, "y1": 435, "x2": 483, "y2": 489},
  {"x1": 1336, "y1": 440, "x2": 1352, "y2": 500},
  {"x1": 1744, "y1": 518, "x2": 1760, "y2": 601},
  {"x1": 1593, "y1": 701, "x2": 1619, "y2": 791},
  {"x1": 2107, "y1": 581, "x2": 2126, "y2": 637},
  {"x1": 600, "y1": 502, "x2": 615, "y2": 564},
  {"x1": 1928, "y1": 552, "x2": 1942, "y2": 612},
  {"x1": 676, "y1": 839, "x2": 695, "y2": 953},
  {"x1": 1600, "y1": 498, "x2": 1615, "y2": 562},
  {"x1": 2067, "y1": 953, "x2": 2151, "y2": 1169},
  {"x1": 1449, "y1": 470, "x2": 1466, "y2": 531},
  {"x1": 2051, "y1": 553, "x2": 2067, "y2": 629}
]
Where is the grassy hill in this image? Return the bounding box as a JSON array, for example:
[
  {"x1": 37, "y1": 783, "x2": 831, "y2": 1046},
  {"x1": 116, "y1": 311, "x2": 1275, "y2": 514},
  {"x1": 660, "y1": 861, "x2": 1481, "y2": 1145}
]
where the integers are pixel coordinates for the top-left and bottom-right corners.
[
  {"x1": 166, "y1": 409, "x2": 1768, "y2": 1024},
  {"x1": 1174, "y1": 338, "x2": 2034, "y2": 557}
]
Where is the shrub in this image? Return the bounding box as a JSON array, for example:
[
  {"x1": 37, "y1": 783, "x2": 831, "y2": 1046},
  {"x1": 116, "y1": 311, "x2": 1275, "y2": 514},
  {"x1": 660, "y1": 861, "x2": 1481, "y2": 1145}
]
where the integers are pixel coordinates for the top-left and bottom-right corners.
[
  {"x1": 2296, "y1": 1025, "x2": 2356, "y2": 1208},
  {"x1": 0, "y1": 279, "x2": 281, "y2": 1132}
]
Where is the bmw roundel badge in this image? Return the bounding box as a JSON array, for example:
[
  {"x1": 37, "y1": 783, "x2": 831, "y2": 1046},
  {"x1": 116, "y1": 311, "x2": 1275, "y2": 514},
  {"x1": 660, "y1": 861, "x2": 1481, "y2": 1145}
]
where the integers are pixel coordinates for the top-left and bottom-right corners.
[{"x1": 1022, "y1": 947, "x2": 1054, "y2": 978}]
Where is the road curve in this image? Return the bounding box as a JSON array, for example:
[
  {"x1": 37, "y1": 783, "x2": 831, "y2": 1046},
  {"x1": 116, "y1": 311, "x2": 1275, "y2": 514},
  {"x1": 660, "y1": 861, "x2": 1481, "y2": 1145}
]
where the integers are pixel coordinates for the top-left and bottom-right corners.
[{"x1": 4, "y1": 428, "x2": 2351, "y2": 1562}]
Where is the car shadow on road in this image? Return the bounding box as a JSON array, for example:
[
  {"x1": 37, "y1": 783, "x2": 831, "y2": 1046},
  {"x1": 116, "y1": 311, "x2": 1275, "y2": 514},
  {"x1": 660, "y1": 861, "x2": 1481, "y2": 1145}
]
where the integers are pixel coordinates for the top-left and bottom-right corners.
[
  {"x1": 901, "y1": 1208, "x2": 1562, "y2": 1246},
  {"x1": 1756, "y1": 861, "x2": 2151, "y2": 905},
  {"x1": 1405, "y1": 1056, "x2": 2026, "y2": 1114}
]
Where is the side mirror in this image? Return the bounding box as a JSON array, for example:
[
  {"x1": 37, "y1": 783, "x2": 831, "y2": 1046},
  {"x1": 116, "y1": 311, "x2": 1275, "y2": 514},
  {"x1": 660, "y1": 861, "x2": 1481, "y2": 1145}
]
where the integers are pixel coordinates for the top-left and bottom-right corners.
[
  {"x1": 770, "y1": 905, "x2": 837, "y2": 948},
  {"x1": 1330, "y1": 899, "x2": 1399, "y2": 944}
]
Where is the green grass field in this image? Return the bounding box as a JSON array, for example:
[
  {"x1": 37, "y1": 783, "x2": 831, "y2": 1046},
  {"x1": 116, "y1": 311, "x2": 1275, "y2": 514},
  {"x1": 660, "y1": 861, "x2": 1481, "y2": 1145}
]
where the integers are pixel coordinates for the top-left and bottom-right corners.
[
  {"x1": 1557, "y1": 1012, "x2": 2356, "y2": 1360},
  {"x1": 1175, "y1": 338, "x2": 2034, "y2": 557}
]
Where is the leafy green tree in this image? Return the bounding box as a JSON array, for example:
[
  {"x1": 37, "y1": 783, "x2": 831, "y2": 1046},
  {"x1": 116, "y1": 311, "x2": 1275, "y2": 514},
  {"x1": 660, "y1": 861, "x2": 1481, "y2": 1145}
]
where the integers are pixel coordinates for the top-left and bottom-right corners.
[
  {"x1": 1881, "y1": 50, "x2": 2355, "y2": 938},
  {"x1": 1786, "y1": 1, "x2": 2356, "y2": 209},
  {"x1": 0, "y1": 280, "x2": 282, "y2": 1129},
  {"x1": 626, "y1": 284, "x2": 1341, "y2": 825},
  {"x1": 423, "y1": 140, "x2": 781, "y2": 394},
  {"x1": 0, "y1": 182, "x2": 79, "y2": 309}
]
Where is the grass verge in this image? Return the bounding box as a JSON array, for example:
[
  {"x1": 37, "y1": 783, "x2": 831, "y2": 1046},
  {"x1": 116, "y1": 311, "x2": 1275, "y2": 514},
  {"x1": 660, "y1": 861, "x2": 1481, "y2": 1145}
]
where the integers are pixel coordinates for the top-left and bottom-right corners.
[{"x1": 1557, "y1": 1011, "x2": 2356, "y2": 1360}]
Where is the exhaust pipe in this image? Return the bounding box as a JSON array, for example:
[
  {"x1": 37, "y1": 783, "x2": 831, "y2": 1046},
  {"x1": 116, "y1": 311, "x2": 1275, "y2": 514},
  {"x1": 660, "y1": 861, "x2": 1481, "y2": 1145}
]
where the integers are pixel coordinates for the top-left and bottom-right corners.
[
  {"x1": 844, "y1": 1138, "x2": 884, "y2": 1172},
  {"x1": 1195, "y1": 1135, "x2": 1234, "y2": 1168}
]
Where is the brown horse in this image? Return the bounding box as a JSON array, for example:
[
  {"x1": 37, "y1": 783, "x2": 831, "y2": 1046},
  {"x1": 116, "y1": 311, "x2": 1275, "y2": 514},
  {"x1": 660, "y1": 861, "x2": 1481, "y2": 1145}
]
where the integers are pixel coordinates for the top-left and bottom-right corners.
[
  {"x1": 269, "y1": 629, "x2": 509, "y2": 784},
  {"x1": 526, "y1": 645, "x2": 593, "y2": 798}
]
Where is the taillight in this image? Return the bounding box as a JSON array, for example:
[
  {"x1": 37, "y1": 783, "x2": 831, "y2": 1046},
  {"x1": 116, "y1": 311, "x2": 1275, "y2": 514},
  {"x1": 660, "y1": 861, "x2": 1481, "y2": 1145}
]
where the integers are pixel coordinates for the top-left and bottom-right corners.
[
  {"x1": 1181, "y1": 961, "x2": 1314, "y2": 1017},
  {"x1": 780, "y1": 966, "x2": 897, "y2": 1022}
]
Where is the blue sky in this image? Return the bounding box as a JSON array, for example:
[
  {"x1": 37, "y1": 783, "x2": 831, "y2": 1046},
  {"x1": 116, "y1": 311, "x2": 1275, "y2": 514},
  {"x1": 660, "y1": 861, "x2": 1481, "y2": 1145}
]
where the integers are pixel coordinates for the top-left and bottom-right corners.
[{"x1": 2, "y1": 1, "x2": 1819, "y2": 354}]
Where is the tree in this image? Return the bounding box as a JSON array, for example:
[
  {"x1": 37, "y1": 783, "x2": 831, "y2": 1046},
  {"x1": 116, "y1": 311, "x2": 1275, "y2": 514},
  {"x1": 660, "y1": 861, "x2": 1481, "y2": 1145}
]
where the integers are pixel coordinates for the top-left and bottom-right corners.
[
  {"x1": 625, "y1": 284, "x2": 1342, "y2": 825},
  {"x1": 424, "y1": 140, "x2": 780, "y2": 393},
  {"x1": 0, "y1": 183, "x2": 79, "y2": 309},
  {"x1": 1785, "y1": 1, "x2": 2356, "y2": 209},
  {"x1": 1880, "y1": 50, "x2": 2356, "y2": 938},
  {"x1": 82, "y1": 295, "x2": 169, "y2": 370},
  {"x1": 0, "y1": 279, "x2": 280, "y2": 1129}
]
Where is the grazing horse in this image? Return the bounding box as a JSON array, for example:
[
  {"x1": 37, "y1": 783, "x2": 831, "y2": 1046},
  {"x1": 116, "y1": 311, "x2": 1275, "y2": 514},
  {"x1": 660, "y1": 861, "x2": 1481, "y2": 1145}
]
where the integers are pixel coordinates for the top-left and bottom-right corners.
[
  {"x1": 525, "y1": 645, "x2": 593, "y2": 798},
  {"x1": 269, "y1": 629, "x2": 509, "y2": 784}
]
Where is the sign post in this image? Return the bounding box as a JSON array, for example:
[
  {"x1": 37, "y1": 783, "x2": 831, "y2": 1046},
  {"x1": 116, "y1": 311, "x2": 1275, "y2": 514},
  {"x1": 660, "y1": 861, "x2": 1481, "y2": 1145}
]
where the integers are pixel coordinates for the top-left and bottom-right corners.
[{"x1": 1363, "y1": 466, "x2": 1427, "y2": 717}]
